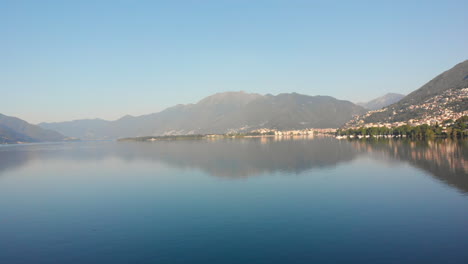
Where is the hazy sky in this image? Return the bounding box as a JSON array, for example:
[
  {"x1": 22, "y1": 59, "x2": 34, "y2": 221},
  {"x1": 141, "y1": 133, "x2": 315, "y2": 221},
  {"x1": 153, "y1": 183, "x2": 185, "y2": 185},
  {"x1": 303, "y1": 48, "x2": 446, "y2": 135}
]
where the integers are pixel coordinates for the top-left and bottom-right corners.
[{"x1": 2, "y1": 0, "x2": 467, "y2": 124}]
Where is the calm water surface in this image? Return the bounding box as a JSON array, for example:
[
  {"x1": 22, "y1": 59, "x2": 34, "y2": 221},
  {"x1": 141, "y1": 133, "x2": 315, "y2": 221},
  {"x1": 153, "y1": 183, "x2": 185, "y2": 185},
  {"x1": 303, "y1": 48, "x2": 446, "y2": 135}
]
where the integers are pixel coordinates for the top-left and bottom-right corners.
[{"x1": 0, "y1": 137, "x2": 467, "y2": 264}]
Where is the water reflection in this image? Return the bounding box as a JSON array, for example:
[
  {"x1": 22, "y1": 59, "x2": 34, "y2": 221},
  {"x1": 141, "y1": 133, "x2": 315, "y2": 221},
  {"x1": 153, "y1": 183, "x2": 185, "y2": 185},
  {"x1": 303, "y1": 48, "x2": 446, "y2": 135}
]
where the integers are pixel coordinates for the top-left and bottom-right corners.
[
  {"x1": 0, "y1": 138, "x2": 466, "y2": 192},
  {"x1": 351, "y1": 139, "x2": 468, "y2": 193},
  {"x1": 0, "y1": 137, "x2": 357, "y2": 178}
]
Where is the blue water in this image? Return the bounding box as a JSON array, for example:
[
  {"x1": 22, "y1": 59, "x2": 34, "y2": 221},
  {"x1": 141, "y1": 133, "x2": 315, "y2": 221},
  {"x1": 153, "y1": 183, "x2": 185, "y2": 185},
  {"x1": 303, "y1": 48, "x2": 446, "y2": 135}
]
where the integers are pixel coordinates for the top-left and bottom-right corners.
[{"x1": 0, "y1": 138, "x2": 467, "y2": 263}]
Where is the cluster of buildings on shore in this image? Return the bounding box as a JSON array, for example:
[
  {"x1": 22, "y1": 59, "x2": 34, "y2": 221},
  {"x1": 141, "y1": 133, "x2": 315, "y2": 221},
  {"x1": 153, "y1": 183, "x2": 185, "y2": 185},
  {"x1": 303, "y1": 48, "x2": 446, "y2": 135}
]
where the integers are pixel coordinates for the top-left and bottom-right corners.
[
  {"x1": 344, "y1": 88, "x2": 468, "y2": 129},
  {"x1": 251, "y1": 128, "x2": 337, "y2": 136}
]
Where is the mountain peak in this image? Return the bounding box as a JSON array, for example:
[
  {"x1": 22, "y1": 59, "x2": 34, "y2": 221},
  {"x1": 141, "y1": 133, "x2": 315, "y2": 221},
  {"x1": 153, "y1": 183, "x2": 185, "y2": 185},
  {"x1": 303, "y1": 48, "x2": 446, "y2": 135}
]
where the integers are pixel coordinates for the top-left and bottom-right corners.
[
  {"x1": 197, "y1": 91, "x2": 264, "y2": 106},
  {"x1": 358, "y1": 93, "x2": 405, "y2": 110}
]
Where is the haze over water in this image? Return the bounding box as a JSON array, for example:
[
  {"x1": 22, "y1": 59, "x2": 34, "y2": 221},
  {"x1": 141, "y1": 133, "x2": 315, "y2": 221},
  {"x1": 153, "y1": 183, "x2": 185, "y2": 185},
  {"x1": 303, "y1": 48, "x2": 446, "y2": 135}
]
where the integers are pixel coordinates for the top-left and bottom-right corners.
[{"x1": 0, "y1": 137, "x2": 467, "y2": 263}]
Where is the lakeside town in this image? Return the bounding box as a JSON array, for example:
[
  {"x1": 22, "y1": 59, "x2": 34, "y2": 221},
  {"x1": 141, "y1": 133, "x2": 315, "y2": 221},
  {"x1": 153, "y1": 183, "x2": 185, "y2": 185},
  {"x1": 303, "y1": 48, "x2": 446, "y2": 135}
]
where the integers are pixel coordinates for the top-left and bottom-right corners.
[
  {"x1": 119, "y1": 113, "x2": 468, "y2": 143},
  {"x1": 118, "y1": 128, "x2": 339, "y2": 142},
  {"x1": 344, "y1": 87, "x2": 468, "y2": 129},
  {"x1": 120, "y1": 101, "x2": 468, "y2": 142}
]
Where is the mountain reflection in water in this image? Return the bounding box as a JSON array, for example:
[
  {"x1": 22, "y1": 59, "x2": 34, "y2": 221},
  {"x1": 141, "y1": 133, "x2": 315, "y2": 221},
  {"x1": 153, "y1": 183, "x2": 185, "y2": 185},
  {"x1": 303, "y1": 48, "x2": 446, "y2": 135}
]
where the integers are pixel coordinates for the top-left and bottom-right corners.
[
  {"x1": 351, "y1": 139, "x2": 468, "y2": 193},
  {"x1": 0, "y1": 137, "x2": 466, "y2": 192}
]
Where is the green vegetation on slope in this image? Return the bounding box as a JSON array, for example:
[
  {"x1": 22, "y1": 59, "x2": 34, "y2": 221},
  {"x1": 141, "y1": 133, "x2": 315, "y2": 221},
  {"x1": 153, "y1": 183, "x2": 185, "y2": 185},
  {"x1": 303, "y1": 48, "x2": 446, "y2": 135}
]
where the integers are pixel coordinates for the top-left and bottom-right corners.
[{"x1": 337, "y1": 116, "x2": 468, "y2": 139}]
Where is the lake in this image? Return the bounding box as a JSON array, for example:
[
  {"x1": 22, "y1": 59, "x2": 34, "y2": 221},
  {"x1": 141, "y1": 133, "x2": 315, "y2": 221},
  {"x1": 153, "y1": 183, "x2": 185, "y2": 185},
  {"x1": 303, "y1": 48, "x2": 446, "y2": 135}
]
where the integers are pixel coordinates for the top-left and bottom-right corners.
[{"x1": 0, "y1": 137, "x2": 467, "y2": 264}]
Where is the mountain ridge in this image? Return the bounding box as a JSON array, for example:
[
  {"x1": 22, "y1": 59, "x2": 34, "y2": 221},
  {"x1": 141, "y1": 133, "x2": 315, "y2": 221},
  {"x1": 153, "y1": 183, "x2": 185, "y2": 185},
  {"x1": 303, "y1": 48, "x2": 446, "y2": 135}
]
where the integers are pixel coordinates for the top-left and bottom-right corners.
[
  {"x1": 40, "y1": 92, "x2": 366, "y2": 139},
  {"x1": 345, "y1": 60, "x2": 468, "y2": 127},
  {"x1": 0, "y1": 113, "x2": 65, "y2": 143}
]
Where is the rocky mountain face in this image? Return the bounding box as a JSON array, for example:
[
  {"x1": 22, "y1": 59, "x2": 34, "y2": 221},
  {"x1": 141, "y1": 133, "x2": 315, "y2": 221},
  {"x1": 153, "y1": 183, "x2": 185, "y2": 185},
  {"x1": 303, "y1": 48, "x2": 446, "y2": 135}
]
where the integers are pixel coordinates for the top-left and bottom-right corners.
[
  {"x1": 358, "y1": 93, "x2": 405, "y2": 110},
  {"x1": 40, "y1": 92, "x2": 367, "y2": 139},
  {"x1": 0, "y1": 114, "x2": 65, "y2": 144}
]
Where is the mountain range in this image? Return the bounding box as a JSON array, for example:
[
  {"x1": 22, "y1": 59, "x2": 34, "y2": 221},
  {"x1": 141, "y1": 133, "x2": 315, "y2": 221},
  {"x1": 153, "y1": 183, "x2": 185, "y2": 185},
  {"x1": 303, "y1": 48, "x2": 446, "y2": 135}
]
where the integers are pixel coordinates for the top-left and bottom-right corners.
[
  {"x1": 357, "y1": 93, "x2": 405, "y2": 110},
  {"x1": 39, "y1": 92, "x2": 367, "y2": 139},
  {"x1": 2, "y1": 60, "x2": 467, "y2": 142},
  {"x1": 0, "y1": 114, "x2": 65, "y2": 144}
]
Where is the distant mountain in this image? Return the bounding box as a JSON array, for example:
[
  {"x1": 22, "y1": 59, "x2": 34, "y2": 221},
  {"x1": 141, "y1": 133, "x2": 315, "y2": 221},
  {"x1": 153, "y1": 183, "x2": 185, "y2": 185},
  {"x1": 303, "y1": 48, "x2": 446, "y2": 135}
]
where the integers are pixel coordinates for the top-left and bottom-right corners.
[
  {"x1": 357, "y1": 60, "x2": 468, "y2": 124},
  {"x1": 0, "y1": 114, "x2": 65, "y2": 144},
  {"x1": 38, "y1": 118, "x2": 112, "y2": 141},
  {"x1": 358, "y1": 93, "x2": 405, "y2": 110},
  {"x1": 40, "y1": 92, "x2": 367, "y2": 139}
]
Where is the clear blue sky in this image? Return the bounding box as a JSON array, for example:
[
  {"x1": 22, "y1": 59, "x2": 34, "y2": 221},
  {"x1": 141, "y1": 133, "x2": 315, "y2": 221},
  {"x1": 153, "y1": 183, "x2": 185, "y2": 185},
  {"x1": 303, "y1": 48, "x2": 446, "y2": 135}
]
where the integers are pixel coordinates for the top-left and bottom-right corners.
[{"x1": 2, "y1": 0, "x2": 467, "y2": 123}]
